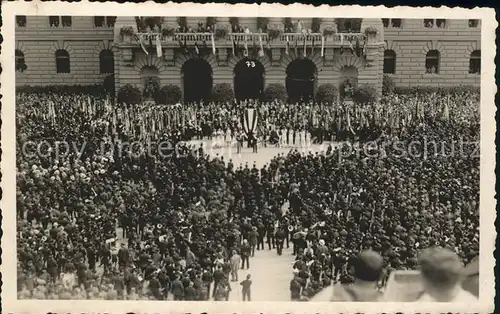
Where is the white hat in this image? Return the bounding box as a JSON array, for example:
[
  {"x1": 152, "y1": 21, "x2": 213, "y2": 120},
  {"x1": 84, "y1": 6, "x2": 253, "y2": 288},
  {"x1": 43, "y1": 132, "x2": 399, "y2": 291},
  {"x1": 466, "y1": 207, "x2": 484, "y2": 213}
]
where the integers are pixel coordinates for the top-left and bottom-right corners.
[{"x1": 319, "y1": 239, "x2": 325, "y2": 246}]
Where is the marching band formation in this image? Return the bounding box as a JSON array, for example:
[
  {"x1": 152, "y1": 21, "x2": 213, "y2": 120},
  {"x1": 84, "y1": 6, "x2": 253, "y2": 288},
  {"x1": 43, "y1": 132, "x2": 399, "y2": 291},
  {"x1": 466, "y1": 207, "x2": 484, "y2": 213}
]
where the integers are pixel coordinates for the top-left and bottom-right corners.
[{"x1": 16, "y1": 88, "x2": 479, "y2": 301}]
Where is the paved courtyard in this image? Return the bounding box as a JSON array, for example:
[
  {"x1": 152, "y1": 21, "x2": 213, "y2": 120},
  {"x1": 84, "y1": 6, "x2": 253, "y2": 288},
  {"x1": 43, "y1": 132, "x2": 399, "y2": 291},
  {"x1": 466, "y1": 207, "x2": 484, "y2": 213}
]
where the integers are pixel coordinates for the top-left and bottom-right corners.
[{"x1": 190, "y1": 139, "x2": 339, "y2": 169}]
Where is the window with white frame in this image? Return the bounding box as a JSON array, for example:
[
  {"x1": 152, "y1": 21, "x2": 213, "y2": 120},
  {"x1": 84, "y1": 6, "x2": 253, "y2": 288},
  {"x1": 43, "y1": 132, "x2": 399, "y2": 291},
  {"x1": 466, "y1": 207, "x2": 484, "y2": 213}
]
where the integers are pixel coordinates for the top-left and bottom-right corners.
[
  {"x1": 55, "y1": 49, "x2": 71, "y2": 73},
  {"x1": 94, "y1": 16, "x2": 117, "y2": 27},
  {"x1": 15, "y1": 50, "x2": 27, "y2": 72},
  {"x1": 425, "y1": 50, "x2": 440, "y2": 74},
  {"x1": 99, "y1": 50, "x2": 115, "y2": 74},
  {"x1": 382, "y1": 18, "x2": 402, "y2": 28},
  {"x1": 61, "y1": 16, "x2": 72, "y2": 27},
  {"x1": 469, "y1": 50, "x2": 480, "y2": 74},
  {"x1": 468, "y1": 19, "x2": 479, "y2": 28},
  {"x1": 49, "y1": 16, "x2": 60, "y2": 27},
  {"x1": 424, "y1": 19, "x2": 446, "y2": 28},
  {"x1": 383, "y1": 50, "x2": 396, "y2": 74}
]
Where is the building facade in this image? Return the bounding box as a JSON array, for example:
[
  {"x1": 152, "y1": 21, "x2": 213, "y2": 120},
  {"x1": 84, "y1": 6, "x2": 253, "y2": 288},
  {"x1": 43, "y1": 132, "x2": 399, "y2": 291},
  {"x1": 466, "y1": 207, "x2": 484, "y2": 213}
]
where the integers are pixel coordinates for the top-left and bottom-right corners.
[{"x1": 15, "y1": 16, "x2": 481, "y2": 101}]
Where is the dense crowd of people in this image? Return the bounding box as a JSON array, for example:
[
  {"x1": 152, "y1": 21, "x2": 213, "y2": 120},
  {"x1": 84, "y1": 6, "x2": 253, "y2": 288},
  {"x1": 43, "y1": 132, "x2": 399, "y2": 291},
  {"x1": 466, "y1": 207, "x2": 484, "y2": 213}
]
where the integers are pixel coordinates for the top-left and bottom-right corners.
[{"x1": 16, "y1": 89, "x2": 479, "y2": 300}]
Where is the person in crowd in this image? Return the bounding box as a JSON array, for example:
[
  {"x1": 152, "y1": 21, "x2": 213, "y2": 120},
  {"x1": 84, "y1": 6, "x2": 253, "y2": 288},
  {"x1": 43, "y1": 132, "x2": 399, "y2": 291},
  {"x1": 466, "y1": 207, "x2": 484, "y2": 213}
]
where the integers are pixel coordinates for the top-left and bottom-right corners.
[
  {"x1": 15, "y1": 90, "x2": 479, "y2": 301},
  {"x1": 230, "y1": 250, "x2": 241, "y2": 282},
  {"x1": 241, "y1": 239, "x2": 251, "y2": 270},
  {"x1": 240, "y1": 274, "x2": 252, "y2": 301},
  {"x1": 290, "y1": 272, "x2": 303, "y2": 301},
  {"x1": 417, "y1": 247, "x2": 478, "y2": 302}
]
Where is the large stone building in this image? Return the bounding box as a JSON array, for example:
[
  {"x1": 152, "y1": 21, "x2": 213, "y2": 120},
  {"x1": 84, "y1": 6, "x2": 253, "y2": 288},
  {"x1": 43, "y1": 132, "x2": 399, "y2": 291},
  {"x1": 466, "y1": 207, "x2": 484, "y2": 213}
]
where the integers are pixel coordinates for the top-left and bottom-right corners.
[{"x1": 15, "y1": 16, "x2": 481, "y2": 101}]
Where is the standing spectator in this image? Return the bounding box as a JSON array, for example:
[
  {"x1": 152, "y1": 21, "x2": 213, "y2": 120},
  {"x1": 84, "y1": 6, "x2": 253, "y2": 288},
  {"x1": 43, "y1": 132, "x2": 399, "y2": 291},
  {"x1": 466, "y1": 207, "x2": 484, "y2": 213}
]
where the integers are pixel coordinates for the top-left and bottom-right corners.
[
  {"x1": 248, "y1": 226, "x2": 259, "y2": 257},
  {"x1": 230, "y1": 250, "x2": 241, "y2": 282},
  {"x1": 240, "y1": 274, "x2": 252, "y2": 301},
  {"x1": 240, "y1": 240, "x2": 251, "y2": 270}
]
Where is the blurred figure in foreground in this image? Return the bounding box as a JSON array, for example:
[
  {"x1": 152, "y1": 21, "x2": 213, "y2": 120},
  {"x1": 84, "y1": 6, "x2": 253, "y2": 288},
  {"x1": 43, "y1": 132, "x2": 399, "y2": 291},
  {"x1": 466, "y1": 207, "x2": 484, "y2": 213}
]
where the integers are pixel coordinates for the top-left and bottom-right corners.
[
  {"x1": 312, "y1": 250, "x2": 384, "y2": 301},
  {"x1": 417, "y1": 247, "x2": 478, "y2": 302}
]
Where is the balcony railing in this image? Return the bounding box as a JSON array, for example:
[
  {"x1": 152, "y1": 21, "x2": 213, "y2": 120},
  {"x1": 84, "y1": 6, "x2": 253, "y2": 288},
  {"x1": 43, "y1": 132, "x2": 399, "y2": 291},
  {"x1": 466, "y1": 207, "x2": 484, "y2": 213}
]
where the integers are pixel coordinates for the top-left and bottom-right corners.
[{"x1": 132, "y1": 32, "x2": 366, "y2": 46}]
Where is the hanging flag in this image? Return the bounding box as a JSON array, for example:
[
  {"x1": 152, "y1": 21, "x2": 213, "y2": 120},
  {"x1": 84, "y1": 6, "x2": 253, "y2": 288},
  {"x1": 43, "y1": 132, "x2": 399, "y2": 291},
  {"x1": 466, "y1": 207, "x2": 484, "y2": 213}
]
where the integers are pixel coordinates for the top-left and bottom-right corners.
[
  {"x1": 339, "y1": 34, "x2": 344, "y2": 54},
  {"x1": 259, "y1": 34, "x2": 264, "y2": 54},
  {"x1": 303, "y1": 36, "x2": 306, "y2": 56},
  {"x1": 355, "y1": 37, "x2": 361, "y2": 57},
  {"x1": 242, "y1": 108, "x2": 259, "y2": 135},
  {"x1": 349, "y1": 39, "x2": 357, "y2": 57},
  {"x1": 321, "y1": 36, "x2": 325, "y2": 57},
  {"x1": 156, "y1": 35, "x2": 162, "y2": 58},
  {"x1": 195, "y1": 42, "x2": 200, "y2": 55},
  {"x1": 285, "y1": 35, "x2": 290, "y2": 55},
  {"x1": 184, "y1": 36, "x2": 188, "y2": 54},
  {"x1": 244, "y1": 37, "x2": 248, "y2": 56},
  {"x1": 136, "y1": 34, "x2": 149, "y2": 55},
  {"x1": 211, "y1": 33, "x2": 216, "y2": 55},
  {"x1": 347, "y1": 107, "x2": 355, "y2": 135}
]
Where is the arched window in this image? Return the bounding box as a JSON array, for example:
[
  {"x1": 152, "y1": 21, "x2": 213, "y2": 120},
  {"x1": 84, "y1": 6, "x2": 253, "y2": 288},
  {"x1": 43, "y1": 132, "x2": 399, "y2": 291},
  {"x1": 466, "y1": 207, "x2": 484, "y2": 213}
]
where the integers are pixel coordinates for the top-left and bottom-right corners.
[
  {"x1": 99, "y1": 50, "x2": 114, "y2": 74},
  {"x1": 383, "y1": 50, "x2": 396, "y2": 74},
  {"x1": 15, "y1": 50, "x2": 27, "y2": 72},
  {"x1": 469, "y1": 50, "x2": 481, "y2": 74},
  {"x1": 425, "y1": 50, "x2": 440, "y2": 74},
  {"x1": 55, "y1": 49, "x2": 71, "y2": 73}
]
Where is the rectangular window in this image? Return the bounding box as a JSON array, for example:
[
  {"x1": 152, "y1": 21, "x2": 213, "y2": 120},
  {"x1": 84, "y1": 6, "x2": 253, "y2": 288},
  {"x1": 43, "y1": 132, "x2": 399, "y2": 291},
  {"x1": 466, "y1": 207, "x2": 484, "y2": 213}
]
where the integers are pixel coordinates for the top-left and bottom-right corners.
[
  {"x1": 391, "y1": 19, "x2": 402, "y2": 28},
  {"x1": 49, "y1": 16, "x2": 60, "y2": 27},
  {"x1": 436, "y1": 19, "x2": 446, "y2": 28},
  {"x1": 382, "y1": 18, "x2": 389, "y2": 28},
  {"x1": 16, "y1": 16, "x2": 27, "y2": 27},
  {"x1": 106, "y1": 16, "x2": 117, "y2": 27},
  {"x1": 468, "y1": 19, "x2": 479, "y2": 28},
  {"x1": 61, "y1": 16, "x2": 72, "y2": 27},
  {"x1": 424, "y1": 19, "x2": 434, "y2": 28},
  {"x1": 94, "y1": 16, "x2": 105, "y2": 27}
]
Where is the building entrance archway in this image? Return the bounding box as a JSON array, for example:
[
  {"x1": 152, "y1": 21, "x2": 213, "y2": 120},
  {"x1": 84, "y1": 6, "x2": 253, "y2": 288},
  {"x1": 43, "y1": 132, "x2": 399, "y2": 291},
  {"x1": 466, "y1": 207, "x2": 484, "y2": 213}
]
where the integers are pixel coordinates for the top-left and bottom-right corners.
[
  {"x1": 182, "y1": 58, "x2": 213, "y2": 103},
  {"x1": 234, "y1": 59, "x2": 265, "y2": 101},
  {"x1": 286, "y1": 58, "x2": 317, "y2": 104}
]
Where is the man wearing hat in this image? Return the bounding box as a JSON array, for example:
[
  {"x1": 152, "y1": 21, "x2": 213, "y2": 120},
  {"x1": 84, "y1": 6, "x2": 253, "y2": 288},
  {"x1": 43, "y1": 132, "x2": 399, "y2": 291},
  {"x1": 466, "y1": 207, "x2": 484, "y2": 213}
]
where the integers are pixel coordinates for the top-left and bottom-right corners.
[
  {"x1": 417, "y1": 247, "x2": 478, "y2": 302},
  {"x1": 312, "y1": 250, "x2": 385, "y2": 301},
  {"x1": 248, "y1": 226, "x2": 259, "y2": 257}
]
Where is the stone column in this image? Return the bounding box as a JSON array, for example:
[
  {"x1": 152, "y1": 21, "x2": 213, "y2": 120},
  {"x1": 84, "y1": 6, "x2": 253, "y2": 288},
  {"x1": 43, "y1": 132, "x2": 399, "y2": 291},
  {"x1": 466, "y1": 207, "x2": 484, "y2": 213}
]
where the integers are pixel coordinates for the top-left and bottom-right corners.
[
  {"x1": 113, "y1": 17, "x2": 137, "y2": 43},
  {"x1": 113, "y1": 17, "x2": 137, "y2": 93},
  {"x1": 358, "y1": 18, "x2": 384, "y2": 97}
]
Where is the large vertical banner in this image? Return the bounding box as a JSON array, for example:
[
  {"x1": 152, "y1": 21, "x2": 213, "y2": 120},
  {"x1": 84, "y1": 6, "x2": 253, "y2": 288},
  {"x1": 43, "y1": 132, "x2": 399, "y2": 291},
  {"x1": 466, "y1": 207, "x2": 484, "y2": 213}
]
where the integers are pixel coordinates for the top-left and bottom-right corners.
[{"x1": 242, "y1": 108, "x2": 259, "y2": 136}]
